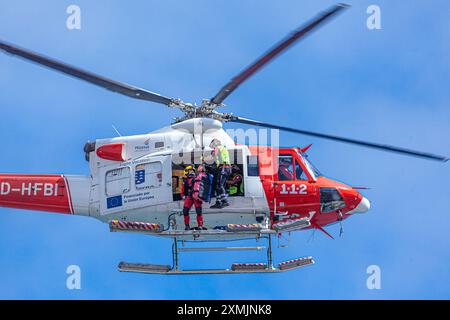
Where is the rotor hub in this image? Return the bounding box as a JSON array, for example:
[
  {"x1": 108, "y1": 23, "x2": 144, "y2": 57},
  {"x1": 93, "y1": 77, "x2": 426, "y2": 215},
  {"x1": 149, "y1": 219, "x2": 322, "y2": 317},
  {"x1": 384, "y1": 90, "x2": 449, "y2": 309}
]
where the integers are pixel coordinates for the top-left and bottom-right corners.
[{"x1": 170, "y1": 99, "x2": 233, "y2": 123}]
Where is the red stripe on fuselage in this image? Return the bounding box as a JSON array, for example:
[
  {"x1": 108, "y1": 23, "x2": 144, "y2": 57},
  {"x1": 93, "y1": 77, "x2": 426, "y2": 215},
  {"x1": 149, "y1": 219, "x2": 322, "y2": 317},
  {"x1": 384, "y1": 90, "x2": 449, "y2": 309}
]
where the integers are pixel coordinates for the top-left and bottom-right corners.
[{"x1": 0, "y1": 174, "x2": 72, "y2": 214}]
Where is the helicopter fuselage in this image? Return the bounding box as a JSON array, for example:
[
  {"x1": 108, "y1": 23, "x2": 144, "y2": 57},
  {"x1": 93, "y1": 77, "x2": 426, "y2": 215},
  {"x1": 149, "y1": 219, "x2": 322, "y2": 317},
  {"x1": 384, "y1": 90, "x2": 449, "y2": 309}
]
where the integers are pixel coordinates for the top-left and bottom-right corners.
[{"x1": 0, "y1": 118, "x2": 369, "y2": 240}]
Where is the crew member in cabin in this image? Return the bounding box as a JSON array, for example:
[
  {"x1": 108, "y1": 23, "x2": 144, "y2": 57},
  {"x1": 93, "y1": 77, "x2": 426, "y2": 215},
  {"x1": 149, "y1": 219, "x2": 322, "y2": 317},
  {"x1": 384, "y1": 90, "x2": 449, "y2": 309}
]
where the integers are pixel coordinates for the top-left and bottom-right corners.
[
  {"x1": 227, "y1": 165, "x2": 244, "y2": 196},
  {"x1": 278, "y1": 157, "x2": 295, "y2": 180},
  {"x1": 182, "y1": 165, "x2": 207, "y2": 230},
  {"x1": 209, "y1": 138, "x2": 231, "y2": 209}
]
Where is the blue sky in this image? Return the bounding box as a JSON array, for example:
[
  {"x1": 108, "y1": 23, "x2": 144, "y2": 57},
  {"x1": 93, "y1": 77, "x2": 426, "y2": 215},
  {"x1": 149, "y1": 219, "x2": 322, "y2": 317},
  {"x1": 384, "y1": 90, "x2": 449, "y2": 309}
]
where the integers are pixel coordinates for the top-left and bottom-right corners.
[{"x1": 0, "y1": 0, "x2": 449, "y2": 299}]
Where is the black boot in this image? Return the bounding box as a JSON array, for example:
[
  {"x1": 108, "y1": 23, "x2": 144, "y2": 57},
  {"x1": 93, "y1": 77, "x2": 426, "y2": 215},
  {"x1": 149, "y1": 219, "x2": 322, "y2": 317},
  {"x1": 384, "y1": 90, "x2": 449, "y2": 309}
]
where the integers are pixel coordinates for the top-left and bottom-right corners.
[
  {"x1": 210, "y1": 201, "x2": 223, "y2": 209},
  {"x1": 185, "y1": 225, "x2": 190, "y2": 231}
]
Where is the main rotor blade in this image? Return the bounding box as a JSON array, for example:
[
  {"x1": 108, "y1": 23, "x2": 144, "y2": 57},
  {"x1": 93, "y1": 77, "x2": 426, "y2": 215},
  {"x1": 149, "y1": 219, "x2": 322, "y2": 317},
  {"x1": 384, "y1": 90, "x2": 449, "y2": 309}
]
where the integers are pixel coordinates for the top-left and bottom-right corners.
[
  {"x1": 230, "y1": 117, "x2": 449, "y2": 162},
  {"x1": 0, "y1": 40, "x2": 174, "y2": 105},
  {"x1": 211, "y1": 3, "x2": 349, "y2": 105}
]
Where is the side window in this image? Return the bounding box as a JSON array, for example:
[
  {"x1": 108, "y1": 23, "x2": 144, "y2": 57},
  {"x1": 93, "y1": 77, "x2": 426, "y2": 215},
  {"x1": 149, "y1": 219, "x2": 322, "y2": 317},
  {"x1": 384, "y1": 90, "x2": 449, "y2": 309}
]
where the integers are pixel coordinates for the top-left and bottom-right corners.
[
  {"x1": 106, "y1": 167, "x2": 131, "y2": 196},
  {"x1": 320, "y1": 188, "x2": 346, "y2": 213},
  {"x1": 155, "y1": 141, "x2": 164, "y2": 148},
  {"x1": 247, "y1": 156, "x2": 259, "y2": 177},
  {"x1": 295, "y1": 160, "x2": 308, "y2": 180},
  {"x1": 135, "y1": 162, "x2": 163, "y2": 190},
  {"x1": 278, "y1": 155, "x2": 294, "y2": 181}
]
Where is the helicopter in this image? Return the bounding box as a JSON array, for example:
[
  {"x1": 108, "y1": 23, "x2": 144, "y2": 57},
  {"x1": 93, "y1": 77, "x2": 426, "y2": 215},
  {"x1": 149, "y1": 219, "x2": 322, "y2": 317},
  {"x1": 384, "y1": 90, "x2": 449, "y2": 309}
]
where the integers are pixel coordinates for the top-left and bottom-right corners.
[{"x1": 0, "y1": 3, "x2": 447, "y2": 275}]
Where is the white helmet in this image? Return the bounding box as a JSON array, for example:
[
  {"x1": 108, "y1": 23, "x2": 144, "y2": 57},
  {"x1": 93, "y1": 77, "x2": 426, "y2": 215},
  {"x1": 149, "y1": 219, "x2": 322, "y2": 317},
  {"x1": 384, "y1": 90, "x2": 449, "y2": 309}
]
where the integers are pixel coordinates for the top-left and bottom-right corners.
[{"x1": 210, "y1": 138, "x2": 221, "y2": 148}]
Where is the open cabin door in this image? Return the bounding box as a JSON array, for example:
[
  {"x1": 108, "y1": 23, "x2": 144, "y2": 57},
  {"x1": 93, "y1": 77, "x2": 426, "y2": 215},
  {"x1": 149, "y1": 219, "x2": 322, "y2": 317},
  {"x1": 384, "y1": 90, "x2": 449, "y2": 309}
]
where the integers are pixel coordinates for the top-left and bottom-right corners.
[{"x1": 99, "y1": 155, "x2": 173, "y2": 215}]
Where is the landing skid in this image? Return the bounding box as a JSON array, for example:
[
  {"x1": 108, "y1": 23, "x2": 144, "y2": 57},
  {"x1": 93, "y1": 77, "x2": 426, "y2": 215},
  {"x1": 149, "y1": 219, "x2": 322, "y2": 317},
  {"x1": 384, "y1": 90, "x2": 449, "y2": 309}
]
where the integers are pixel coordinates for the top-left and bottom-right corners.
[
  {"x1": 118, "y1": 235, "x2": 315, "y2": 275},
  {"x1": 118, "y1": 264, "x2": 287, "y2": 274}
]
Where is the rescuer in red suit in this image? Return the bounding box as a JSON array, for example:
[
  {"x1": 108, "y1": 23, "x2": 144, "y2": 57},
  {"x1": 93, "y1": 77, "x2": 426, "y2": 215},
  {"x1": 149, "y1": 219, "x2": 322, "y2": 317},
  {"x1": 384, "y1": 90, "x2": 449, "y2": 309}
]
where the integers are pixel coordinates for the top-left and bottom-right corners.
[{"x1": 182, "y1": 165, "x2": 206, "y2": 230}]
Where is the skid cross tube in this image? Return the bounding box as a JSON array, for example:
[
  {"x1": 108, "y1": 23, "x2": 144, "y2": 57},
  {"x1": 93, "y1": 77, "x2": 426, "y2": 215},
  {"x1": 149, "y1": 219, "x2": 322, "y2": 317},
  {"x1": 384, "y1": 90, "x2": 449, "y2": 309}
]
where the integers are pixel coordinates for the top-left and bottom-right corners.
[{"x1": 179, "y1": 246, "x2": 266, "y2": 252}]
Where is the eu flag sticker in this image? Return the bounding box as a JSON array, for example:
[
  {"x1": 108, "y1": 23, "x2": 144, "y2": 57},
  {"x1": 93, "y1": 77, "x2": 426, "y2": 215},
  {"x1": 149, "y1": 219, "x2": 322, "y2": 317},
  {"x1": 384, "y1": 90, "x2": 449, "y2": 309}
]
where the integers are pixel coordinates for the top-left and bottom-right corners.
[{"x1": 107, "y1": 195, "x2": 123, "y2": 209}]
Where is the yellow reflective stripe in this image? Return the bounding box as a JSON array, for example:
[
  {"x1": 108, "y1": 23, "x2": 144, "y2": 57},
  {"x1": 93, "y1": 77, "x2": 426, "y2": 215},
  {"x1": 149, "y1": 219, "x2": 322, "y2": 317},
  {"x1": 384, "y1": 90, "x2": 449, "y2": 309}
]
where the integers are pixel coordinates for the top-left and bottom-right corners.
[{"x1": 218, "y1": 145, "x2": 230, "y2": 165}]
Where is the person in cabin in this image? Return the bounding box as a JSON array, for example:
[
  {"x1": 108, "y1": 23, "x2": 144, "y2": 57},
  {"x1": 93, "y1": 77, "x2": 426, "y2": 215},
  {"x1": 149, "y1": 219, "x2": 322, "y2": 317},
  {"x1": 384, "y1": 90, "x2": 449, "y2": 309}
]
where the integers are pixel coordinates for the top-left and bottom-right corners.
[
  {"x1": 278, "y1": 157, "x2": 295, "y2": 180},
  {"x1": 181, "y1": 165, "x2": 207, "y2": 230},
  {"x1": 227, "y1": 165, "x2": 244, "y2": 196},
  {"x1": 209, "y1": 138, "x2": 232, "y2": 209}
]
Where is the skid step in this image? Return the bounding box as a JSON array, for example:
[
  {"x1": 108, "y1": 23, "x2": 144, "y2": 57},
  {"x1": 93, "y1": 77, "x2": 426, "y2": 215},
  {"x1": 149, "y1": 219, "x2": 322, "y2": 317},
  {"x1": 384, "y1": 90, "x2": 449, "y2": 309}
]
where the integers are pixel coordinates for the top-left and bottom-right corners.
[
  {"x1": 118, "y1": 262, "x2": 171, "y2": 273},
  {"x1": 110, "y1": 220, "x2": 162, "y2": 233},
  {"x1": 273, "y1": 218, "x2": 310, "y2": 232},
  {"x1": 231, "y1": 263, "x2": 267, "y2": 271},
  {"x1": 226, "y1": 223, "x2": 264, "y2": 232},
  {"x1": 278, "y1": 256, "x2": 315, "y2": 270}
]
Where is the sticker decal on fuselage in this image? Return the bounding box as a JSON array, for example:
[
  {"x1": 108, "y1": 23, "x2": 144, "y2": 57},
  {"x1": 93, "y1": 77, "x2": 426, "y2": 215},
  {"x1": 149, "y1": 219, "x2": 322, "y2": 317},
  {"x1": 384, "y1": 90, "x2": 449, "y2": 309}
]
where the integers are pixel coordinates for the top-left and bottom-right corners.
[{"x1": 279, "y1": 183, "x2": 308, "y2": 195}]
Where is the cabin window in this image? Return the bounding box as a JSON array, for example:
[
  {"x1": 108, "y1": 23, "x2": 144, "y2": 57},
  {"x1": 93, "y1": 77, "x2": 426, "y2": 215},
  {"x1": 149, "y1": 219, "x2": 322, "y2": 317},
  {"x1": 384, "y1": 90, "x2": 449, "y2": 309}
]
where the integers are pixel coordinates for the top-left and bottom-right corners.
[
  {"x1": 295, "y1": 160, "x2": 308, "y2": 180},
  {"x1": 135, "y1": 162, "x2": 163, "y2": 190},
  {"x1": 105, "y1": 167, "x2": 131, "y2": 196},
  {"x1": 278, "y1": 155, "x2": 295, "y2": 181},
  {"x1": 247, "y1": 156, "x2": 259, "y2": 176},
  {"x1": 320, "y1": 187, "x2": 346, "y2": 213},
  {"x1": 155, "y1": 141, "x2": 164, "y2": 148}
]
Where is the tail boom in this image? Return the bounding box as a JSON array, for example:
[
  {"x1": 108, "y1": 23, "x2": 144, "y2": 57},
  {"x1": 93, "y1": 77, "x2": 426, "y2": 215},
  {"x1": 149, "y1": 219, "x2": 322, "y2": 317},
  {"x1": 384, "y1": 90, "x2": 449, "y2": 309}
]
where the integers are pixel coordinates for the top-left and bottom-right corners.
[{"x1": 0, "y1": 174, "x2": 89, "y2": 214}]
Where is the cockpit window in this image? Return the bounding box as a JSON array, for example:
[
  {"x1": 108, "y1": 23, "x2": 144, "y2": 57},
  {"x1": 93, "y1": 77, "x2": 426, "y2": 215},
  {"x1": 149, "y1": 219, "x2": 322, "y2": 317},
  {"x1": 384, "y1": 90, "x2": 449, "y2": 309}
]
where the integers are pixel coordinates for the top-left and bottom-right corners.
[
  {"x1": 320, "y1": 188, "x2": 346, "y2": 213},
  {"x1": 297, "y1": 152, "x2": 322, "y2": 179},
  {"x1": 278, "y1": 155, "x2": 295, "y2": 181}
]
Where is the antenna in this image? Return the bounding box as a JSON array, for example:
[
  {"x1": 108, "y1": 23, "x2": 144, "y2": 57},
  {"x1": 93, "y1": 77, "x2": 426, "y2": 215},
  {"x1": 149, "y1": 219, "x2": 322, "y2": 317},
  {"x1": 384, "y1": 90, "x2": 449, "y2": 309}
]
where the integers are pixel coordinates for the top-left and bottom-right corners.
[{"x1": 111, "y1": 124, "x2": 122, "y2": 137}]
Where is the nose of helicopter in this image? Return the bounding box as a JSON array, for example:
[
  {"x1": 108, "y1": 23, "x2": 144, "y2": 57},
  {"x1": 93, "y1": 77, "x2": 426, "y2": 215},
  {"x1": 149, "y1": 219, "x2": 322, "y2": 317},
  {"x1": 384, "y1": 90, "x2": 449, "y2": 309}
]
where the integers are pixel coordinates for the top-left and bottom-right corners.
[{"x1": 349, "y1": 197, "x2": 371, "y2": 214}]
